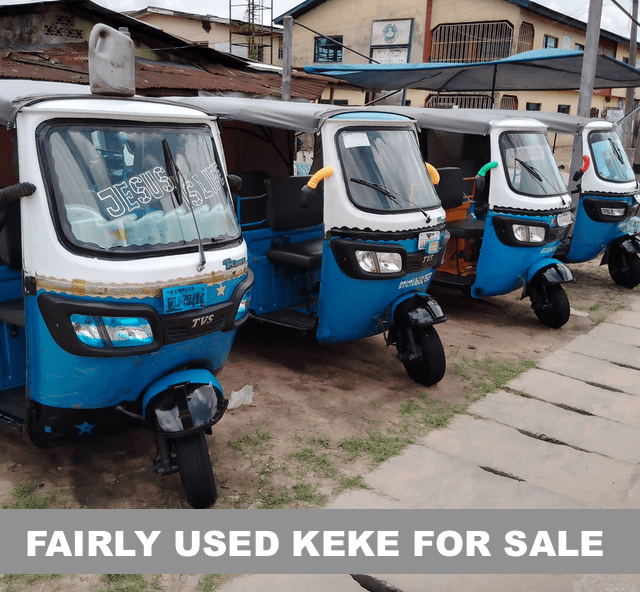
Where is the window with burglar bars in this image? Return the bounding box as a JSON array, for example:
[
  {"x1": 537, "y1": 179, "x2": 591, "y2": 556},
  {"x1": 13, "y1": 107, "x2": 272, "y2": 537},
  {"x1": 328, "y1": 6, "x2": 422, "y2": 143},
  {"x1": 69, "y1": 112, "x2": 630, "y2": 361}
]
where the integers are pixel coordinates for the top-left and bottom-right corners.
[
  {"x1": 516, "y1": 22, "x2": 534, "y2": 54},
  {"x1": 431, "y1": 21, "x2": 514, "y2": 63},
  {"x1": 314, "y1": 36, "x2": 343, "y2": 62},
  {"x1": 426, "y1": 94, "x2": 494, "y2": 109}
]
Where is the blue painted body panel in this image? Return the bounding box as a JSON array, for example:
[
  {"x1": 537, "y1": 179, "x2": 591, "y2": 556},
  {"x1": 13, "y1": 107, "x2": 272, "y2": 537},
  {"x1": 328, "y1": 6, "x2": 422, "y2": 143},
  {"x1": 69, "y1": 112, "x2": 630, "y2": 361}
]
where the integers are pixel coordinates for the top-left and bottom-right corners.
[
  {"x1": 24, "y1": 278, "x2": 243, "y2": 410},
  {"x1": 243, "y1": 224, "x2": 323, "y2": 314},
  {"x1": 471, "y1": 211, "x2": 563, "y2": 298},
  {"x1": 565, "y1": 194, "x2": 636, "y2": 262},
  {"x1": 244, "y1": 221, "x2": 441, "y2": 343},
  {"x1": 316, "y1": 237, "x2": 435, "y2": 343},
  {"x1": 0, "y1": 266, "x2": 26, "y2": 390}
]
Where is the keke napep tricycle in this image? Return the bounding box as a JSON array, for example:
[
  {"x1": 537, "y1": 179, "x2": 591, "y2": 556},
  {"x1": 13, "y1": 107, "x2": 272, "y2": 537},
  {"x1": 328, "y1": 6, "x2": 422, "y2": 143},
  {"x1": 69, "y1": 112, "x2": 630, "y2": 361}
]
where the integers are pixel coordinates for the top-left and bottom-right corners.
[
  {"x1": 384, "y1": 107, "x2": 575, "y2": 328},
  {"x1": 495, "y1": 110, "x2": 640, "y2": 288},
  {"x1": 0, "y1": 26, "x2": 253, "y2": 508},
  {"x1": 175, "y1": 97, "x2": 449, "y2": 386}
]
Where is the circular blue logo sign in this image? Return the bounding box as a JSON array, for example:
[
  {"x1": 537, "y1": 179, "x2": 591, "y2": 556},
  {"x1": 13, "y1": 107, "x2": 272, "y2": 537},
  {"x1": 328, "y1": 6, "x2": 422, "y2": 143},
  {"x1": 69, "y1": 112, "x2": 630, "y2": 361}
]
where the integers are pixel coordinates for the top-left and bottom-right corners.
[{"x1": 383, "y1": 23, "x2": 399, "y2": 44}]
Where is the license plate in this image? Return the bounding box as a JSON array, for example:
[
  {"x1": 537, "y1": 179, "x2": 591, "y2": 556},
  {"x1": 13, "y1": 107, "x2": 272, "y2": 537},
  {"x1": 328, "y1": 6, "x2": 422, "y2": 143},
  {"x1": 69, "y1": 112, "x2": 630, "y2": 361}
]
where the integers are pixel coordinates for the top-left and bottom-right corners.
[
  {"x1": 557, "y1": 211, "x2": 572, "y2": 227},
  {"x1": 163, "y1": 284, "x2": 206, "y2": 314},
  {"x1": 419, "y1": 231, "x2": 440, "y2": 254}
]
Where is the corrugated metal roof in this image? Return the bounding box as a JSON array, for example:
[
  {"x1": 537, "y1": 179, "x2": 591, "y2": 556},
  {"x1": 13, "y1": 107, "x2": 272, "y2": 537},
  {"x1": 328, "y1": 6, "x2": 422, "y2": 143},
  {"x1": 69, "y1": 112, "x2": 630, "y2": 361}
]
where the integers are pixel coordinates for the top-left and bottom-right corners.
[{"x1": 0, "y1": 45, "x2": 328, "y2": 100}]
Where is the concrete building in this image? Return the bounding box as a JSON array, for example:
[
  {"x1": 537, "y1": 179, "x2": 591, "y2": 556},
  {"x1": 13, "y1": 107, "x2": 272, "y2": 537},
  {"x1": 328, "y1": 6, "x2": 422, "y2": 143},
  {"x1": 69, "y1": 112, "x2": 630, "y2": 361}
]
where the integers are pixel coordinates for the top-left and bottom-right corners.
[
  {"x1": 128, "y1": 6, "x2": 283, "y2": 66},
  {"x1": 276, "y1": 0, "x2": 640, "y2": 118}
]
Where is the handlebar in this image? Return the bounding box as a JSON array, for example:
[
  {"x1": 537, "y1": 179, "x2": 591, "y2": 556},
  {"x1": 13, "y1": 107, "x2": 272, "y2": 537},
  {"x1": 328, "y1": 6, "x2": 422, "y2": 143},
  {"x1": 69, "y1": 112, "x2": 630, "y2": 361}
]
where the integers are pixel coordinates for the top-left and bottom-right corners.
[{"x1": 0, "y1": 182, "x2": 36, "y2": 208}]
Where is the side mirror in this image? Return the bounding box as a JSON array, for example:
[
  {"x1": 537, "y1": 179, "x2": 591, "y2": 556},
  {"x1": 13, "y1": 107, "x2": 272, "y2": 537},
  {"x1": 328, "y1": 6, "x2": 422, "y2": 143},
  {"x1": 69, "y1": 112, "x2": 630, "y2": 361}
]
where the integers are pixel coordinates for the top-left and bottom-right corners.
[
  {"x1": 425, "y1": 162, "x2": 440, "y2": 185},
  {"x1": 227, "y1": 174, "x2": 242, "y2": 197},
  {"x1": 474, "y1": 175, "x2": 485, "y2": 194},
  {"x1": 301, "y1": 165, "x2": 334, "y2": 209}
]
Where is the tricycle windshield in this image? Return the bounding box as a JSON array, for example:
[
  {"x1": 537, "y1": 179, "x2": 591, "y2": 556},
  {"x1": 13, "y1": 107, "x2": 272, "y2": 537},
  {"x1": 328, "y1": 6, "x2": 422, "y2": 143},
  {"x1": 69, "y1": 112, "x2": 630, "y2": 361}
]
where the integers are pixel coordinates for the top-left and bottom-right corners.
[
  {"x1": 500, "y1": 132, "x2": 566, "y2": 197},
  {"x1": 39, "y1": 121, "x2": 240, "y2": 257},
  {"x1": 588, "y1": 130, "x2": 635, "y2": 183},
  {"x1": 337, "y1": 128, "x2": 441, "y2": 213}
]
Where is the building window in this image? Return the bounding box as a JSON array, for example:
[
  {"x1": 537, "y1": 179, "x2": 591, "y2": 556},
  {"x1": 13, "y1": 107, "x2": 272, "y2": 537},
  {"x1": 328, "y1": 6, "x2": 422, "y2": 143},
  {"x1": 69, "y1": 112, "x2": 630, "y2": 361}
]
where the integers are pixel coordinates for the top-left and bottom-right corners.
[
  {"x1": 557, "y1": 105, "x2": 570, "y2": 114},
  {"x1": 278, "y1": 48, "x2": 283, "y2": 60},
  {"x1": 314, "y1": 36, "x2": 343, "y2": 62},
  {"x1": 516, "y1": 22, "x2": 534, "y2": 54},
  {"x1": 500, "y1": 95, "x2": 518, "y2": 109},
  {"x1": 44, "y1": 15, "x2": 84, "y2": 39},
  {"x1": 426, "y1": 93, "x2": 493, "y2": 109},
  {"x1": 575, "y1": 43, "x2": 585, "y2": 51},
  {"x1": 431, "y1": 21, "x2": 513, "y2": 63},
  {"x1": 543, "y1": 35, "x2": 558, "y2": 49},
  {"x1": 333, "y1": 99, "x2": 349, "y2": 105},
  {"x1": 526, "y1": 102, "x2": 541, "y2": 111}
]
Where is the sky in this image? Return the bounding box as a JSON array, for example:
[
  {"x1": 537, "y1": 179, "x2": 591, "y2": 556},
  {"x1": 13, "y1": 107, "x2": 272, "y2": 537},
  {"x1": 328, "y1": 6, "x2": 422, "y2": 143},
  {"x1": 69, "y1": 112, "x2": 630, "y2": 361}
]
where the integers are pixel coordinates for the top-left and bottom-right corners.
[{"x1": 0, "y1": 0, "x2": 635, "y2": 39}]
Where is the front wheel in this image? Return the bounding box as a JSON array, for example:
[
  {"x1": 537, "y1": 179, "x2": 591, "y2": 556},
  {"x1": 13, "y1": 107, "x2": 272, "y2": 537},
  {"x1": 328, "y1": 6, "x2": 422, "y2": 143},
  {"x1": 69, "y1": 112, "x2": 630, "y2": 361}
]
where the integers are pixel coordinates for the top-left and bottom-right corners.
[
  {"x1": 530, "y1": 284, "x2": 570, "y2": 328},
  {"x1": 608, "y1": 251, "x2": 640, "y2": 289},
  {"x1": 174, "y1": 431, "x2": 217, "y2": 509},
  {"x1": 402, "y1": 326, "x2": 446, "y2": 387}
]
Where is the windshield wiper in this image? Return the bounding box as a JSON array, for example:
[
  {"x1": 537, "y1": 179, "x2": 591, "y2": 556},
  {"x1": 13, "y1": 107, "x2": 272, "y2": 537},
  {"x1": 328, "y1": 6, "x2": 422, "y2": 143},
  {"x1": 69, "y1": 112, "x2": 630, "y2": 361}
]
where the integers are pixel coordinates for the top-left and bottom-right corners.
[
  {"x1": 350, "y1": 177, "x2": 431, "y2": 223},
  {"x1": 609, "y1": 138, "x2": 625, "y2": 164},
  {"x1": 514, "y1": 158, "x2": 567, "y2": 207},
  {"x1": 162, "y1": 139, "x2": 207, "y2": 272}
]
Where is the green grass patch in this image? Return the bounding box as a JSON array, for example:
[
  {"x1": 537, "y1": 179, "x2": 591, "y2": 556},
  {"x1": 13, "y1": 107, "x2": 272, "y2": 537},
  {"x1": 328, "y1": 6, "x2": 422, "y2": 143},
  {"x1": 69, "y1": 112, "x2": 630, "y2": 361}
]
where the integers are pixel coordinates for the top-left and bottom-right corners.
[
  {"x1": 1, "y1": 483, "x2": 65, "y2": 509},
  {"x1": 1, "y1": 574, "x2": 62, "y2": 592},
  {"x1": 453, "y1": 355, "x2": 537, "y2": 398},
  {"x1": 292, "y1": 482, "x2": 327, "y2": 506},
  {"x1": 101, "y1": 574, "x2": 151, "y2": 592},
  {"x1": 197, "y1": 575, "x2": 232, "y2": 591}
]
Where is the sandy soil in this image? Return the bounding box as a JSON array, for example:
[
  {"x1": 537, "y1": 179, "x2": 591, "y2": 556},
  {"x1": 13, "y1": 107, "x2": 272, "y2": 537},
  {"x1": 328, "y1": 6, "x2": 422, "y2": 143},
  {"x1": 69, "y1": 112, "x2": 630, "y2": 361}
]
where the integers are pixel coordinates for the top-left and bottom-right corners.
[{"x1": 0, "y1": 259, "x2": 632, "y2": 512}]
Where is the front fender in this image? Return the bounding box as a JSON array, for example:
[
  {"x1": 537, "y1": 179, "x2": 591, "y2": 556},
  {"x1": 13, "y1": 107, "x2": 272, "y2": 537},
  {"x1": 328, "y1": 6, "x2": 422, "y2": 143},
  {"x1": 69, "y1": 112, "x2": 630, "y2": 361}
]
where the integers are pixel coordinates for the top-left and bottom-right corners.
[
  {"x1": 601, "y1": 234, "x2": 640, "y2": 265},
  {"x1": 142, "y1": 369, "x2": 227, "y2": 435},
  {"x1": 390, "y1": 292, "x2": 447, "y2": 329},
  {"x1": 523, "y1": 259, "x2": 574, "y2": 296}
]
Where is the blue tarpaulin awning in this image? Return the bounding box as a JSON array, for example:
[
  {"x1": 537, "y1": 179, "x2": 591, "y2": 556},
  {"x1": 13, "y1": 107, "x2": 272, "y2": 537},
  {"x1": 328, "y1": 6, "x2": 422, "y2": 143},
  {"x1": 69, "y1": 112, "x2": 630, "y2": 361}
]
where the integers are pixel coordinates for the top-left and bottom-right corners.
[{"x1": 304, "y1": 49, "x2": 640, "y2": 92}]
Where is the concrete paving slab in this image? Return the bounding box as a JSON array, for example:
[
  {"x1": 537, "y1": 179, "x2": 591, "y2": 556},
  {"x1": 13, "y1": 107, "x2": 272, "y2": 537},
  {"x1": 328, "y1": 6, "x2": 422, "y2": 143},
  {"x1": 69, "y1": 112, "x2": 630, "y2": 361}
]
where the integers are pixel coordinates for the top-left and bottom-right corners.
[
  {"x1": 218, "y1": 574, "x2": 364, "y2": 592},
  {"x1": 562, "y1": 334, "x2": 640, "y2": 370},
  {"x1": 360, "y1": 444, "x2": 589, "y2": 509},
  {"x1": 607, "y1": 309, "x2": 640, "y2": 329},
  {"x1": 509, "y1": 368, "x2": 640, "y2": 428},
  {"x1": 470, "y1": 391, "x2": 640, "y2": 464},
  {"x1": 539, "y1": 349, "x2": 640, "y2": 396},
  {"x1": 424, "y1": 414, "x2": 640, "y2": 508},
  {"x1": 326, "y1": 489, "x2": 415, "y2": 510},
  {"x1": 587, "y1": 321, "x2": 640, "y2": 347},
  {"x1": 371, "y1": 573, "x2": 640, "y2": 592}
]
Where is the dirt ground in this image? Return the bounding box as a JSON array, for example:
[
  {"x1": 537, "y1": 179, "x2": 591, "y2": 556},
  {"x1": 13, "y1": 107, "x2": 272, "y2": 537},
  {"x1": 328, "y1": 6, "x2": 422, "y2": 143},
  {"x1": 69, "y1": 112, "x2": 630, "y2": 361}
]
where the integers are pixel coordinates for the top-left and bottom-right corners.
[{"x1": 0, "y1": 258, "x2": 635, "y2": 512}]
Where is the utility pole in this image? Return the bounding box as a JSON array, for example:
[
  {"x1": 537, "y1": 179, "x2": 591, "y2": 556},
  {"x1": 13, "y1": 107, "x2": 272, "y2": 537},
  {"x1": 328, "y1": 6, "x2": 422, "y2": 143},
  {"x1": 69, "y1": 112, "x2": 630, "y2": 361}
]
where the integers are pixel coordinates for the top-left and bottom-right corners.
[
  {"x1": 568, "y1": 0, "x2": 603, "y2": 203},
  {"x1": 282, "y1": 15, "x2": 292, "y2": 101},
  {"x1": 624, "y1": 0, "x2": 638, "y2": 149}
]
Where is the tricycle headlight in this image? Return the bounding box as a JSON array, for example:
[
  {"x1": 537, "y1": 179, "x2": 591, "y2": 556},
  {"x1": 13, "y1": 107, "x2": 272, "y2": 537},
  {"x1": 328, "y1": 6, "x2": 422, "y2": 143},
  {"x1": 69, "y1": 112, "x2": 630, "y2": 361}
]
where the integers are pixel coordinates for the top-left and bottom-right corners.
[
  {"x1": 71, "y1": 314, "x2": 153, "y2": 348},
  {"x1": 355, "y1": 250, "x2": 403, "y2": 274},
  {"x1": 600, "y1": 206, "x2": 626, "y2": 217},
  {"x1": 235, "y1": 288, "x2": 252, "y2": 321},
  {"x1": 512, "y1": 224, "x2": 546, "y2": 243}
]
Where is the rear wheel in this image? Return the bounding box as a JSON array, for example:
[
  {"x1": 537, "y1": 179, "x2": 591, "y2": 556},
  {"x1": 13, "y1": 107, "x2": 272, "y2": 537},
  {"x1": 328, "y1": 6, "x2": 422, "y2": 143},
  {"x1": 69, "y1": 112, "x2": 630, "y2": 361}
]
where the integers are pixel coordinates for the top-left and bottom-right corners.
[
  {"x1": 402, "y1": 326, "x2": 446, "y2": 386},
  {"x1": 608, "y1": 251, "x2": 640, "y2": 289},
  {"x1": 174, "y1": 431, "x2": 217, "y2": 509},
  {"x1": 530, "y1": 284, "x2": 570, "y2": 328}
]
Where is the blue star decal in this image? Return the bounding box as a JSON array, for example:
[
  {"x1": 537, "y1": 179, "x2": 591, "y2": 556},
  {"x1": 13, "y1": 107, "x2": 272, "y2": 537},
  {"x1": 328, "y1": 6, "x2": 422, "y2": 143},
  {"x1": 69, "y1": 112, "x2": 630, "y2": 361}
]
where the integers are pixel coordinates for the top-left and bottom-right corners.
[{"x1": 75, "y1": 421, "x2": 95, "y2": 435}]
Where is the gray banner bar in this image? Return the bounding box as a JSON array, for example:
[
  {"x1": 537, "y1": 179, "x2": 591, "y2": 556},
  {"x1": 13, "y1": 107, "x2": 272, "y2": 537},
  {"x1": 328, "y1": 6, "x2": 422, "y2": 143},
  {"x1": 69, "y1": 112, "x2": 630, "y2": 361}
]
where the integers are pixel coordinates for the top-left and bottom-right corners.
[{"x1": 1, "y1": 509, "x2": 638, "y2": 574}]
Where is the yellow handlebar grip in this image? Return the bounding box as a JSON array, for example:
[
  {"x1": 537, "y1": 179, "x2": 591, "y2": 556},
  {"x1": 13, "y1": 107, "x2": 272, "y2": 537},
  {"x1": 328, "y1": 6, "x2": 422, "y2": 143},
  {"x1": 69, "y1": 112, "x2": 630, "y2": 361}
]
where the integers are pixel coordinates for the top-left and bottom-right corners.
[
  {"x1": 307, "y1": 166, "x2": 335, "y2": 189},
  {"x1": 425, "y1": 162, "x2": 440, "y2": 186}
]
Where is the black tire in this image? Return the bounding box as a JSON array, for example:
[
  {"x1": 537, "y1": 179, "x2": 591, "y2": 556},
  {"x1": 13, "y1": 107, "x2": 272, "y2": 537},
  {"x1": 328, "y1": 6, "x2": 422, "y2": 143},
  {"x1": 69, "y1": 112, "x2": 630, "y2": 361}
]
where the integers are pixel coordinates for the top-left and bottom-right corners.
[
  {"x1": 173, "y1": 431, "x2": 217, "y2": 509},
  {"x1": 608, "y1": 252, "x2": 640, "y2": 289},
  {"x1": 402, "y1": 326, "x2": 447, "y2": 387},
  {"x1": 531, "y1": 284, "x2": 570, "y2": 329}
]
